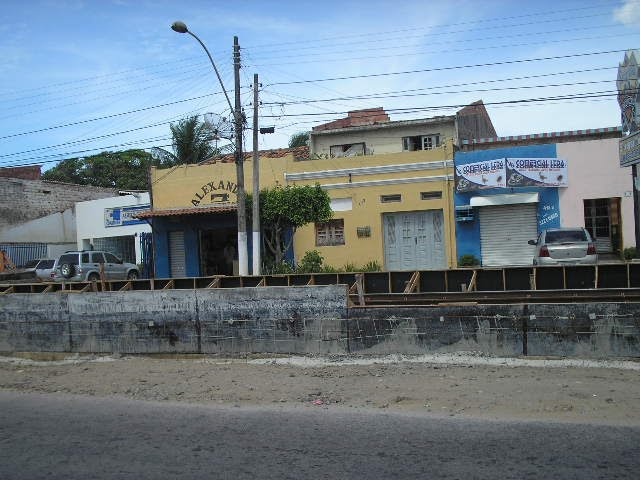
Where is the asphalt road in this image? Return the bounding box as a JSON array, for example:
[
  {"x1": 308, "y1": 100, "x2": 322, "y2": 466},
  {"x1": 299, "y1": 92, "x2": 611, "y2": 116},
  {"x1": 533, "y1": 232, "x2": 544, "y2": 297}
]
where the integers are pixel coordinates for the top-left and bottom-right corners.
[{"x1": 1, "y1": 391, "x2": 638, "y2": 479}]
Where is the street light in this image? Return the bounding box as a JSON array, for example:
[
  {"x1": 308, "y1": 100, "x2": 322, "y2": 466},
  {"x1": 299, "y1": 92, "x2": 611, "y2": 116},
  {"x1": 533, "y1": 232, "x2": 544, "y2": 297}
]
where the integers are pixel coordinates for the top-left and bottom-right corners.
[{"x1": 171, "y1": 21, "x2": 249, "y2": 276}]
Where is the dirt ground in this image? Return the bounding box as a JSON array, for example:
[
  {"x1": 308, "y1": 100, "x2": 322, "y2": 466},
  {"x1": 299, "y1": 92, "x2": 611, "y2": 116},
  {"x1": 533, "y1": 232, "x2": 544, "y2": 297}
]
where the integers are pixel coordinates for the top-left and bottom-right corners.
[{"x1": 1, "y1": 353, "x2": 639, "y2": 425}]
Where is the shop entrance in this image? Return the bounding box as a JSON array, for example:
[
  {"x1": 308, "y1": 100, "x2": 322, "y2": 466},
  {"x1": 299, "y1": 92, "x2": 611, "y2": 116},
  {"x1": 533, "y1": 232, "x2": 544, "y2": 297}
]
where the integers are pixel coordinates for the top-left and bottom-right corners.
[
  {"x1": 199, "y1": 228, "x2": 237, "y2": 276},
  {"x1": 583, "y1": 198, "x2": 621, "y2": 254}
]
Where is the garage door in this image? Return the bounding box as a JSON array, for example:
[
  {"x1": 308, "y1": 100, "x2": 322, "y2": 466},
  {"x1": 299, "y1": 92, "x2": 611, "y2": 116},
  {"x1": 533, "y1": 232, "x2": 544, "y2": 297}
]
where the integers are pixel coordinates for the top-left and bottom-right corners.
[
  {"x1": 479, "y1": 204, "x2": 538, "y2": 266},
  {"x1": 384, "y1": 210, "x2": 446, "y2": 271},
  {"x1": 168, "y1": 231, "x2": 186, "y2": 277}
]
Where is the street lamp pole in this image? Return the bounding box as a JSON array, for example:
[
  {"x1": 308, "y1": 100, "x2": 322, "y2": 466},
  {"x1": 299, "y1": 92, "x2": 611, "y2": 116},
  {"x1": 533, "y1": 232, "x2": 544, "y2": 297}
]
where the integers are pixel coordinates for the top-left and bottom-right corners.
[{"x1": 171, "y1": 21, "x2": 248, "y2": 276}]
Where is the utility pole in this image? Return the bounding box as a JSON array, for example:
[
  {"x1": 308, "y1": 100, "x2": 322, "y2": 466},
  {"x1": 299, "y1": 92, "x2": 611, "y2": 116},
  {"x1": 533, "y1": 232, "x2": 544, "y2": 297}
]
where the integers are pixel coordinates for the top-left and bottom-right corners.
[
  {"x1": 234, "y1": 36, "x2": 248, "y2": 276},
  {"x1": 252, "y1": 73, "x2": 261, "y2": 275}
]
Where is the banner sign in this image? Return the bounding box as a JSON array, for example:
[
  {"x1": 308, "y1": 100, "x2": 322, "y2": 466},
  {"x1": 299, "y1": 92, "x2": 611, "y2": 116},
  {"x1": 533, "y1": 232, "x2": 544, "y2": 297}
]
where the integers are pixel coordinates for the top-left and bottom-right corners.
[
  {"x1": 620, "y1": 130, "x2": 640, "y2": 167},
  {"x1": 105, "y1": 205, "x2": 150, "y2": 228},
  {"x1": 506, "y1": 158, "x2": 567, "y2": 188},
  {"x1": 455, "y1": 158, "x2": 568, "y2": 192},
  {"x1": 454, "y1": 159, "x2": 505, "y2": 192}
]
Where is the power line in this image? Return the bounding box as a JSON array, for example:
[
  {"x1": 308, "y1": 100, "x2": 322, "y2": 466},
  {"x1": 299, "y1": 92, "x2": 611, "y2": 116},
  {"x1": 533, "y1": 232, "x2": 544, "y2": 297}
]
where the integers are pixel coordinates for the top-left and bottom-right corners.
[
  {"x1": 0, "y1": 91, "x2": 229, "y2": 141},
  {"x1": 248, "y1": 15, "x2": 619, "y2": 58},
  {"x1": 263, "y1": 48, "x2": 632, "y2": 87},
  {"x1": 261, "y1": 65, "x2": 616, "y2": 104},
  {"x1": 259, "y1": 89, "x2": 635, "y2": 119},
  {"x1": 0, "y1": 136, "x2": 174, "y2": 167},
  {"x1": 264, "y1": 78, "x2": 616, "y2": 106},
  {"x1": 249, "y1": 32, "x2": 638, "y2": 68},
  {"x1": 243, "y1": 1, "x2": 619, "y2": 49}
]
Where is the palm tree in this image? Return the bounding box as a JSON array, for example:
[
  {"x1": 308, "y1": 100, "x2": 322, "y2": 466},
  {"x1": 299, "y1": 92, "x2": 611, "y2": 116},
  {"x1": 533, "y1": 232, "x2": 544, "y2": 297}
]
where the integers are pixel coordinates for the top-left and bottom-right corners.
[{"x1": 152, "y1": 115, "x2": 233, "y2": 166}]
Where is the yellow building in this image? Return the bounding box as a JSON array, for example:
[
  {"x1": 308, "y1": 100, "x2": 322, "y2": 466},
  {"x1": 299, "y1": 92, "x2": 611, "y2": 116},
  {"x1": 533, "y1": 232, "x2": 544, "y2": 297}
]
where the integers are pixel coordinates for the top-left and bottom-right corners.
[{"x1": 144, "y1": 141, "x2": 457, "y2": 277}]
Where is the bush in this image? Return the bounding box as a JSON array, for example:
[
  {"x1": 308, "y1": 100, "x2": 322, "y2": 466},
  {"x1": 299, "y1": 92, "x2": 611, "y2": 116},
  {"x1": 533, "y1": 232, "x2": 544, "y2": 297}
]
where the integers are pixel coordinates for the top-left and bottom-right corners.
[
  {"x1": 623, "y1": 247, "x2": 638, "y2": 260},
  {"x1": 263, "y1": 260, "x2": 294, "y2": 274},
  {"x1": 458, "y1": 254, "x2": 480, "y2": 267},
  {"x1": 361, "y1": 260, "x2": 382, "y2": 272},
  {"x1": 296, "y1": 250, "x2": 324, "y2": 273}
]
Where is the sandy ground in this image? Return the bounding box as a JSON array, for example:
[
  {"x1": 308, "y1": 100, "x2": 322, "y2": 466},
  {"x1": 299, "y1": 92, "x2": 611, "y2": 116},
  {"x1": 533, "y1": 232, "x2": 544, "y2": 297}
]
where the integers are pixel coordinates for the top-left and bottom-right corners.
[{"x1": 1, "y1": 352, "x2": 639, "y2": 425}]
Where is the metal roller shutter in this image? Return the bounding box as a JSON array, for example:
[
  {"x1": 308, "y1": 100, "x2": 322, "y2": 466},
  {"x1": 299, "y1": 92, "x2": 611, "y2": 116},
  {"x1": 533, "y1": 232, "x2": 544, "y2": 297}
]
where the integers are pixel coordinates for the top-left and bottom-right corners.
[
  {"x1": 168, "y1": 231, "x2": 186, "y2": 278},
  {"x1": 479, "y1": 204, "x2": 538, "y2": 266}
]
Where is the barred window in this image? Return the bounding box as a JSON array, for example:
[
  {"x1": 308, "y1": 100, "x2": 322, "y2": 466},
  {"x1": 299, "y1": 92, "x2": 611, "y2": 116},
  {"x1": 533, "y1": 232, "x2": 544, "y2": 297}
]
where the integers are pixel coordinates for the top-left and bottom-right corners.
[{"x1": 316, "y1": 219, "x2": 345, "y2": 246}]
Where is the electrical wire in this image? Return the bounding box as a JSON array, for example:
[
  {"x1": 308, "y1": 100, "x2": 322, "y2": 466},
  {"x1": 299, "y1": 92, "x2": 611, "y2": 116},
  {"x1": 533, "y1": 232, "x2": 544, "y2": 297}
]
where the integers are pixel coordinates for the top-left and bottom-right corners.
[{"x1": 262, "y1": 48, "x2": 633, "y2": 87}]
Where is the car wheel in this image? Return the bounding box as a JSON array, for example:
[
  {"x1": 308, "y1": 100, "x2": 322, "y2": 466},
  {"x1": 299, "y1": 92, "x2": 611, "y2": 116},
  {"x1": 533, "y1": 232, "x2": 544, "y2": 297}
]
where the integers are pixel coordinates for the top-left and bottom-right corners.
[
  {"x1": 127, "y1": 270, "x2": 139, "y2": 280},
  {"x1": 87, "y1": 273, "x2": 100, "y2": 282},
  {"x1": 60, "y1": 263, "x2": 75, "y2": 279}
]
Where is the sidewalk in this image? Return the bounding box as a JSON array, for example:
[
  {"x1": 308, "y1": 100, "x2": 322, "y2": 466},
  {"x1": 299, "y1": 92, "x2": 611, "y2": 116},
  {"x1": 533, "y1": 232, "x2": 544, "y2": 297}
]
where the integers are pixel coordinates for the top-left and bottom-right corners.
[{"x1": 1, "y1": 353, "x2": 639, "y2": 425}]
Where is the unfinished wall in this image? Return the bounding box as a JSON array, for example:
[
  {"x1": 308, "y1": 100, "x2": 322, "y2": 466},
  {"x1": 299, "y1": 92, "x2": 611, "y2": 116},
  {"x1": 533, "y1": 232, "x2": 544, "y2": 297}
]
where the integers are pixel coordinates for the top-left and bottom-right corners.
[
  {"x1": 1, "y1": 287, "x2": 638, "y2": 358},
  {"x1": 0, "y1": 178, "x2": 116, "y2": 232}
]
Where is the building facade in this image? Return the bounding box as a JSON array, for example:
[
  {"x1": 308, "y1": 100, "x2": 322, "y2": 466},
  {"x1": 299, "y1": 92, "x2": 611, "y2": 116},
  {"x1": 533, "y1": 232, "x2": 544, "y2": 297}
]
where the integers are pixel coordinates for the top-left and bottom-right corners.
[
  {"x1": 309, "y1": 102, "x2": 496, "y2": 158},
  {"x1": 454, "y1": 127, "x2": 633, "y2": 266},
  {"x1": 75, "y1": 193, "x2": 152, "y2": 265},
  {"x1": 143, "y1": 141, "x2": 458, "y2": 277}
]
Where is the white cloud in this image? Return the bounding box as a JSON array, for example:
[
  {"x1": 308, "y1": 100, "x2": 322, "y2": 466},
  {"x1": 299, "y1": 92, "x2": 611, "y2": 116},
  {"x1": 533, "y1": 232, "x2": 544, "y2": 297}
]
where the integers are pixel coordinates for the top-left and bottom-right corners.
[{"x1": 614, "y1": 0, "x2": 640, "y2": 26}]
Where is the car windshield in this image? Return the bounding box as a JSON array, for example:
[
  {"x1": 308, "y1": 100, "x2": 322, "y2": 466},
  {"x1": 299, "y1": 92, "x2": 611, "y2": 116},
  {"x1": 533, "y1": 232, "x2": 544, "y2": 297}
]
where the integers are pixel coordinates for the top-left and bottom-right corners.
[
  {"x1": 545, "y1": 230, "x2": 588, "y2": 244},
  {"x1": 24, "y1": 260, "x2": 39, "y2": 268},
  {"x1": 38, "y1": 260, "x2": 55, "y2": 269}
]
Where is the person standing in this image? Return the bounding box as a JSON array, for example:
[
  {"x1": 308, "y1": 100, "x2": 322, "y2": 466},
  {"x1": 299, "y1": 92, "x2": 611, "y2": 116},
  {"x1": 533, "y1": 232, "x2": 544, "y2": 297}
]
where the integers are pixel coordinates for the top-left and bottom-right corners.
[{"x1": 0, "y1": 250, "x2": 16, "y2": 273}]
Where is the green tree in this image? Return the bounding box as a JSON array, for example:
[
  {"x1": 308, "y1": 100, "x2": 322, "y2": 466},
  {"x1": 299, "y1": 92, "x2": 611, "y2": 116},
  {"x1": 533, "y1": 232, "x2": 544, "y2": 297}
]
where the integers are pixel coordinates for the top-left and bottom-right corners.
[
  {"x1": 153, "y1": 115, "x2": 234, "y2": 166},
  {"x1": 248, "y1": 184, "x2": 332, "y2": 266},
  {"x1": 42, "y1": 149, "x2": 156, "y2": 190},
  {"x1": 288, "y1": 131, "x2": 309, "y2": 148}
]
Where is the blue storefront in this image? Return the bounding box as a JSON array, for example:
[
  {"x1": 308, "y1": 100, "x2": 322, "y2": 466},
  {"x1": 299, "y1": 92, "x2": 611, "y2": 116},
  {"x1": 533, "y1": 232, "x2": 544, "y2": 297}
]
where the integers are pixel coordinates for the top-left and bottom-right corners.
[{"x1": 454, "y1": 144, "x2": 564, "y2": 267}]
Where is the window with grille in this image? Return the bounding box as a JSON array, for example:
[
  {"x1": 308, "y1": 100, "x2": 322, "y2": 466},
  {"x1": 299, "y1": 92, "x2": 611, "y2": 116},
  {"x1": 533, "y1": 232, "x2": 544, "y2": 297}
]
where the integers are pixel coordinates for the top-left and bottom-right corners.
[
  {"x1": 380, "y1": 194, "x2": 402, "y2": 203},
  {"x1": 316, "y1": 219, "x2": 345, "y2": 246},
  {"x1": 421, "y1": 191, "x2": 442, "y2": 200}
]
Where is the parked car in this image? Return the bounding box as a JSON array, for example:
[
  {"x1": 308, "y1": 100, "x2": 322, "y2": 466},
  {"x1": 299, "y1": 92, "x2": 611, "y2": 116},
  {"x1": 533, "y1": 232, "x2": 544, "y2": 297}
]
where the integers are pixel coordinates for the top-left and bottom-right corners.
[
  {"x1": 51, "y1": 250, "x2": 139, "y2": 282},
  {"x1": 529, "y1": 228, "x2": 597, "y2": 266},
  {"x1": 22, "y1": 258, "x2": 57, "y2": 281}
]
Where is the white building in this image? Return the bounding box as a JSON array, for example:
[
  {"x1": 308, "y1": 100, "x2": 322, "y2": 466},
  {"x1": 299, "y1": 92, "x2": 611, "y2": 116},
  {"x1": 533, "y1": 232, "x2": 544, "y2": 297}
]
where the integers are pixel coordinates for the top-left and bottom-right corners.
[{"x1": 75, "y1": 193, "x2": 151, "y2": 264}]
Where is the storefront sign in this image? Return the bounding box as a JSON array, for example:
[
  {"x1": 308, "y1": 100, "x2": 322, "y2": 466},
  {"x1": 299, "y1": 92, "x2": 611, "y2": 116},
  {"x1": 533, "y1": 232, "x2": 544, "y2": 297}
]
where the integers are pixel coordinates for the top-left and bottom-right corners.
[
  {"x1": 506, "y1": 158, "x2": 567, "y2": 188},
  {"x1": 455, "y1": 158, "x2": 567, "y2": 192},
  {"x1": 620, "y1": 130, "x2": 640, "y2": 167},
  {"x1": 105, "y1": 205, "x2": 149, "y2": 227},
  {"x1": 191, "y1": 179, "x2": 238, "y2": 207},
  {"x1": 617, "y1": 50, "x2": 639, "y2": 134},
  {"x1": 454, "y1": 159, "x2": 505, "y2": 192}
]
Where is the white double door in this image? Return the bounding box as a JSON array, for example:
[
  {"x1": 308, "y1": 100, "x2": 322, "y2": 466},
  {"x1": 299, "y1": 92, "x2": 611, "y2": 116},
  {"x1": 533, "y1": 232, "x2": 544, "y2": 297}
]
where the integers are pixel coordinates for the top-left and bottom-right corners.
[{"x1": 384, "y1": 210, "x2": 446, "y2": 271}]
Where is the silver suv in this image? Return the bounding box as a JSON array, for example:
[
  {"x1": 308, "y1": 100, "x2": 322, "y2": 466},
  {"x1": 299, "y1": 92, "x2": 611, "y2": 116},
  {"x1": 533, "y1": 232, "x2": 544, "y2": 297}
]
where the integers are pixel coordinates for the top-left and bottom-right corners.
[{"x1": 52, "y1": 250, "x2": 139, "y2": 282}]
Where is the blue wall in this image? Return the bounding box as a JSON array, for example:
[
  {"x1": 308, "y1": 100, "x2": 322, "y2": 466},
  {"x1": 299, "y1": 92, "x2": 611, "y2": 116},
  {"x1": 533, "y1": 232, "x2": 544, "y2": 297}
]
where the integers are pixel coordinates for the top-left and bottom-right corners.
[
  {"x1": 151, "y1": 213, "x2": 294, "y2": 278},
  {"x1": 152, "y1": 213, "x2": 239, "y2": 278},
  {"x1": 454, "y1": 144, "x2": 561, "y2": 262}
]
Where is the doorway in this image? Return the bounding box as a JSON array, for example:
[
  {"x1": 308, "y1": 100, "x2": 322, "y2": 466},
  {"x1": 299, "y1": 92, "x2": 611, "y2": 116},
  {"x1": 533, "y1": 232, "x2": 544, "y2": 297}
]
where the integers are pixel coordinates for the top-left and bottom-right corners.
[
  {"x1": 583, "y1": 198, "x2": 621, "y2": 254},
  {"x1": 199, "y1": 227, "x2": 237, "y2": 276}
]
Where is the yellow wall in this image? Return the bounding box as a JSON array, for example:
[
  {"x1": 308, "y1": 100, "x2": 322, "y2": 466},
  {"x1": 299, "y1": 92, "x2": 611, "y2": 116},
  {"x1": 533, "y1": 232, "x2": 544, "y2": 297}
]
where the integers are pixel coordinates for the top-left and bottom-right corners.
[{"x1": 150, "y1": 140, "x2": 457, "y2": 269}]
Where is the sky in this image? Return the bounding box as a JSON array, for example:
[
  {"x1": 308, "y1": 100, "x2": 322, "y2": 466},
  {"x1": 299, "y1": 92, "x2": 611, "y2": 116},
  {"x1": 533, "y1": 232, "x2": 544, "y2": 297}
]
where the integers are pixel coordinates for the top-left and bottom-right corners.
[{"x1": 1, "y1": 0, "x2": 639, "y2": 171}]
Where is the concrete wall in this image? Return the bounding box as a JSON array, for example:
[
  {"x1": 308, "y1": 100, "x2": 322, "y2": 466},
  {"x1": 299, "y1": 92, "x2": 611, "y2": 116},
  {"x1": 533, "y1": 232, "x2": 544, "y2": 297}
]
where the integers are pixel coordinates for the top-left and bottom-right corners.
[
  {"x1": 1, "y1": 286, "x2": 639, "y2": 358},
  {"x1": 557, "y1": 138, "x2": 636, "y2": 249},
  {"x1": 0, "y1": 208, "x2": 76, "y2": 243},
  {"x1": 349, "y1": 304, "x2": 640, "y2": 358},
  {"x1": 0, "y1": 286, "x2": 348, "y2": 355},
  {"x1": 0, "y1": 177, "x2": 116, "y2": 233}
]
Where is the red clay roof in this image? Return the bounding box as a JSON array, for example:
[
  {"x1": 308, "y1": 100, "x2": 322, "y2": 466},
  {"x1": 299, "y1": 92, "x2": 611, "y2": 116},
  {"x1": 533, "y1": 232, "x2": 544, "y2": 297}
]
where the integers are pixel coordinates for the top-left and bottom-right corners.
[
  {"x1": 201, "y1": 146, "x2": 309, "y2": 165},
  {"x1": 135, "y1": 205, "x2": 237, "y2": 218}
]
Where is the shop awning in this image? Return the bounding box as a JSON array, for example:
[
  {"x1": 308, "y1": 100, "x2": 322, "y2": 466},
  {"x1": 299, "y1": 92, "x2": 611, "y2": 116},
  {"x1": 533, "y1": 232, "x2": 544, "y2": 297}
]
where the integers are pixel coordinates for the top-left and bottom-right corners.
[
  {"x1": 135, "y1": 204, "x2": 237, "y2": 218},
  {"x1": 470, "y1": 193, "x2": 539, "y2": 207}
]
